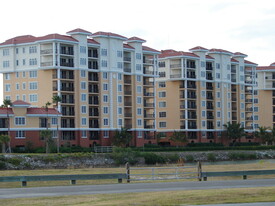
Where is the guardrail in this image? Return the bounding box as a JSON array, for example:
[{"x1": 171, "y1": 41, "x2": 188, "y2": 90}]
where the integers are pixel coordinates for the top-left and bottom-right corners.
[
  {"x1": 93, "y1": 146, "x2": 114, "y2": 153},
  {"x1": 0, "y1": 173, "x2": 127, "y2": 187},
  {"x1": 201, "y1": 170, "x2": 275, "y2": 181}
]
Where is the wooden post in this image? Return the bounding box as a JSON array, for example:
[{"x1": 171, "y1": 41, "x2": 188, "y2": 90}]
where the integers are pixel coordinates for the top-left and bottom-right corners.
[
  {"x1": 203, "y1": 176, "x2": 207, "y2": 181},
  {"x1": 118, "y1": 178, "x2": 122, "y2": 183},
  {"x1": 243, "y1": 175, "x2": 247, "y2": 180},
  {"x1": 126, "y1": 162, "x2": 130, "y2": 183},
  {"x1": 197, "y1": 161, "x2": 202, "y2": 181},
  {"x1": 71, "y1": 180, "x2": 76, "y2": 185},
  {"x1": 21, "y1": 181, "x2": 27, "y2": 187}
]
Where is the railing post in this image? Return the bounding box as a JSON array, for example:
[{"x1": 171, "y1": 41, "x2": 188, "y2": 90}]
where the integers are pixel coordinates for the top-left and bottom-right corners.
[
  {"x1": 71, "y1": 180, "x2": 76, "y2": 185},
  {"x1": 21, "y1": 181, "x2": 27, "y2": 187},
  {"x1": 126, "y1": 162, "x2": 130, "y2": 183},
  {"x1": 197, "y1": 161, "x2": 202, "y2": 181}
]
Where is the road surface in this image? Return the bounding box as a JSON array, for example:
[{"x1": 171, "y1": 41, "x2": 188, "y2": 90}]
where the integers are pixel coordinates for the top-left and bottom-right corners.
[{"x1": 1, "y1": 179, "x2": 275, "y2": 199}]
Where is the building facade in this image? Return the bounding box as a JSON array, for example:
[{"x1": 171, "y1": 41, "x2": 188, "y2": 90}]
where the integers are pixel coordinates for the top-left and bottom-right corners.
[
  {"x1": 0, "y1": 29, "x2": 159, "y2": 148},
  {"x1": 155, "y1": 47, "x2": 258, "y2": 145}
]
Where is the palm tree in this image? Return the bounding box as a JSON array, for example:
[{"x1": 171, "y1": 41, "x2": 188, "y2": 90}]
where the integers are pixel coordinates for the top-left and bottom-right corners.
[
  {"x1": 40, "y1": 130, "x2": 52, "y2": 153},
  {"x1": 52, "y1": 95, "x2": 62, "y2": 153},
  {"x1": 1, "y1": 99, "x2": 12, "y2": 153},
  {"x1": 223, "y1": 122, "x2": 245, "y2": 145},
  {"x1": 42, "y1": 101, "x2": 52, "y2": 153},
  {"x1": 254, "y1": 126, "x2": 271, "y2": 145},
  {"x1": 113, "y1": 127, "x2": 132, "y2": 147},
  {"x1": 169, "y1": 130, "x2": 187, "y2": 147},
  {"x1": 0, "y1": 134, "x2": 10, "y2": 153}
]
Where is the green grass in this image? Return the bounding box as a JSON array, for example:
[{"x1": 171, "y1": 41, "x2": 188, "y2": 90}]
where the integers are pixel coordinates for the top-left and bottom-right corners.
[{"x1": 1, "y1": 187, "x2": 275, "y2": 205}]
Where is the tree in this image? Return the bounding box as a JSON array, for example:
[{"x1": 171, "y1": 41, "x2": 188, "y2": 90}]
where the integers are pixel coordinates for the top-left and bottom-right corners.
[
  {"x1": 0, "y1": 134, "x2": 10, "y2": 153},
  {"x1": 40, "y1": 130, "x2": 53, "y2": 153},
  {"x1": 113, "y1": 127, "x2": 132, "y2": 147},
  {"x1": 169, "y1": 130, "x2": 187, "y2": 147},
  {"x1": 254, "y1": 126, "x2": 272, "y2": 145},
  {"x1": 223, "y1": 122, "x2": 245, "y2": 144},
  {"x1": 52, "y1": 95, "x2": 62, "y2": 153},
  {"x1": 1, "y1": 99, "x2": 12, "y2": 153}
]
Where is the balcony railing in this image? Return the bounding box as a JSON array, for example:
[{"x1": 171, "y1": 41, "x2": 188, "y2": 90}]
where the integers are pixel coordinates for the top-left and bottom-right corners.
[
  {"x1": 41, "y1": 61, "x2": 53, "y2": 67},
  {"x1": 41, "y1": 49, "x2": 53, "y2": 55}
]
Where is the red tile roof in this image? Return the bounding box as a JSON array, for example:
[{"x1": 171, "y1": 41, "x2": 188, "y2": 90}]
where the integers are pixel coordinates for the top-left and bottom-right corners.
[
  {"x1": 209, "y1": 48, "x2": 233, "y2": 55},
  {"x1": 0, "y1": 35, "x2": 36, "y2": 45},
  {"x1": 189, "y1": 46, "x2": 208, "y2": 51},
  {"x1": 92, "y1": 31, "x2": 127, "y2": 40},
  {"x1": 244, "y1": 60, "x2": 257, "y2": 65},
  {"x1": 234, "y1": 52, "x2": 247, "y2": 57},
  {"x1": 123, "y1": 44, "x2": 134, "y2": 49},
  {"x1": 256, "y1": 66, "x2": 275, "y2": 70},
  {"x1": 270, "y1": 62, "x2": 275, "y2": 66},
  {"x1": 142, "y1": 46, "x2": 160, "y2": 53},
  {"x1": 206, "y1": 55, "x2": 214, "y2": 59},
  {"x1": 231, "y1": 58, "x2": 239, "y2": 62},
  {"x1": 87, "y1": 38, "x2": 100, "y2": 45},
  {"x1": 27, "y1": 108, "x2": 61, "y2": 115},
  {"x1": 66, "y1": 28, "x2": 92, "y2": 35},
  {"x1": 0, "y1": 108, "x2": 14, "y2": 115},
  {"x1": 12, "y1": 100, "x2": 31, "y2": 106},
  {"x1": 128, "y1": 36, "x2": 146, "y2": 42},
  {"x1": 37, "y1": 34, "x2": 77, "y2": 42},
  {"x1": 159, "y1": 49, "x2": 198, "y2": 58}
]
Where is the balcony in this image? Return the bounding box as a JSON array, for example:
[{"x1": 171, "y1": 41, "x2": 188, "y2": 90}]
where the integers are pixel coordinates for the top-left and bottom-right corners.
[
  {"x1": 144, "y1": 69, "x2": 155, "y2": 75},
  {"x1": 124, "y1": 91, "x2": 132, "y2": 95},
  {"x1": 143, "y1": 81, "x2": 154, "y2": 86},
  {"x1": 124, "y1": 113, "x2": 132, "y2": 118},
  {"x1": 124, "y1": 68, "x2": 131, "y2": 73},
  {"x1": 170, "y1": 64, "x2": 181, "y2": 69},
  {"x1": 170, "y1": 74, "x2": 181, "y2": 78},
  {"x1": 61, "y1": 87, "x2": 74, "y2": 92},
  {"x1": 144, "y1": 92, "x2": 154, "y2": 97},
  {"x1": 41, "y1": 49, "x2": 53, "y2": 55},
  {"x1": 144, "y1": 125, "x2": 154, "y2": 129},
  {"x1": 124, "y1": 102, "x2": 132, "y2": 106},
  {"x1": 124, "y1": 57, "x2": 131, "y2": 62},
  {"x1": 124, "y1": 79, "x2": 131, "y2": 84},
  {"x1": 144, "y1": 114, "x2": 155, "y2": 118},
  {"x1": 41, "y1": 61, "x2": 53, "y2": 67},
  {"x1": 60, "y1": 62, "x2": 74, "y2": 67},
  {"x1": 88, "y1": 50, "x2": 98, "y2": 58},
  {"x1": 144, "y1": 103, "x2": 154, "y2": 107},
  {"x1": 143, "y1": 59, "x2": 154, "y2": 65}
]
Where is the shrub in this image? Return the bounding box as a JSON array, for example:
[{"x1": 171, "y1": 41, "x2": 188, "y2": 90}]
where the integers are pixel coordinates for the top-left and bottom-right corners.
[
  {"x1": 184, "y1": 155, "x2": 194, "y2": 162},
  {"x1": 164, "y1": 153, "x2": 179, "y2": 163},
  {"x1": 7, "y1": 158, "x2": 22, "y2": 166},
  {"x1": 0, "y1": 161, "x2": 6, "y2": 169},
  {"x1": 111, "y1": 147, "x2": 140, "y2": 165},
  {"x1": 207, "y1": 153, "x2": 216, "y2": 162},
  {"x1": 142, "y1": 153, "x2": 166, "y2": 165}
]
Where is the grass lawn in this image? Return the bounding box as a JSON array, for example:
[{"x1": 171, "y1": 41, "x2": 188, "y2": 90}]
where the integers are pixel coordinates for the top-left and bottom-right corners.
[{"x1": 1, "y1": 187, "x2": 275, "y2": 205}]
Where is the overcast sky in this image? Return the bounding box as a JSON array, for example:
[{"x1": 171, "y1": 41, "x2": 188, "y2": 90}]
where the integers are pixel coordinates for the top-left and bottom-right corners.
[{"x1": 1, "y1": 0, "x2": 275, "y2": 103}]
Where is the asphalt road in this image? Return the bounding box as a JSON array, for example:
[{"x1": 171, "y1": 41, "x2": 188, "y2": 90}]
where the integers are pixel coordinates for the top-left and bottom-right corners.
[{"x1": 1, "y1": 179, "x2": 275, "y2": 199}]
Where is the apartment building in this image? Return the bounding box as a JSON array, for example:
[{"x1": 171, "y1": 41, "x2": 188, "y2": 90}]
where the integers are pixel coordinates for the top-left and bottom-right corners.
[
  {"x1": 0, "y1": 100, "x2": 61, "y2": 149},
  {"x1": 0, "y1": 29, "x2": 159, "y2": 148},
  {"x1": 255, "y1": 62, "x2": 275, "y2": 129},
  {"x1": 155, "y1": 47, "x2": 258, "y2": 145}
]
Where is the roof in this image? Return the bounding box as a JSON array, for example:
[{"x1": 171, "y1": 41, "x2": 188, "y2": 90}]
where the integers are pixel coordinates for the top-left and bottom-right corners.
[
  {"x1": 231, "y1": 58, "x2": 239, "y2": 62},
  {"x1": 270, "y1": 62, "x2": 275, "y2": 66},
  {"x1": 37, "y1": 33, "x2": 77, "y2": 42},
  {"x1": 234, "y1": 52, "x2": 247, "y2": 57},
  {"x1": 123, "y1": 44, "x2": 135, "y2": 49},
  {"x1": 27, "y1": 108, "x2": 61, "y2": 115},
  {"x1": 142, "y1": 46, "x2": 160, "y2": 53},
  {"x1": 159, "y1": 49, "x2": 198, "y2": 58},
  {"x1": 244, "y1": 60, "x2": 257, "y2": 65},
  {"x1": 208, "y1": 48, "x2": 233, "y2": 55},
  {"x1": 92, "y1": 31, "x2": 127, "y2": 40},
  {"x1": 87, "y1": 38, "x2": 100, "y2": 45},
  {"x1": 189, "y1": 46, "x2": 208, "y2": 51},
  {"x1": 66, "y1": 28, "x2": 92, "y2": 35},
  {"x1": 128, "y1": 36, "x2": 146, "y2": 43},
  {"x1": 0, "y1": 108, "x2": 14, "y2": 115},
  {"x1": 257, "y1": 66, "x2": 275, "y2": 71},
  {"x1": 206, "y1": 55, "x2": 214, "y2": 59},
  {"x1": 12, "y1": 100, "x2": 31, "y2": 107}
]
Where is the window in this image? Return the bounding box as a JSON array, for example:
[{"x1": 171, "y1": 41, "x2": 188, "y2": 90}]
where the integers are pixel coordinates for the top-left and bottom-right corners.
[
  {"x1": 137, "y1": 86, "x2": 142, "y2": 93},
  {"x1": 240, "y1": 75, "x2": 244, "y2": 81},
  {"x1": 81, "y1": 118, "x2": 87, "y2": 126},
  {"x1": 103, "y1": 83, "x2": 108, "y2": 91},
  {"x1": 15, "y1": 117, "x2": 26, "y2": 125},
  {"x1": 22, "y1": 94, "x2": 26, "y2": 101},
  {"x1": 217, "y1": 92, "x2": 220, "y2": 98},
  {"x1": 158, "y1": 91, "x2": 166, "y2": 98},
  {"x1": 5, "y1": 84, "x2": 11, "y2": 92},
  {"x1": 3, "y1": 61, "x2": 10, "y2": 68},
  {"x1": 16, "y1": 60, "x2": 19, "y2": 66},
  {"x1": 201, "y1": 81, "x2": 206, "y2": 88},
  {"x1": 241, "y1": 103, "x2": 244, "y2": 109},
  {"x1": 80, "y1": 70, "x2": 86, "y2": 78},
  {"x1": 118, "y1": 107, "x2": 122, "y2": 115},
  {"x1": 158, "y1": 82, "x2": 166, "y2": 88},
  {"x1": 118, "y1": 84, "x2": 122, "y2": 92},
  {"x1": 117, "y1": 50, "x2": 122, "y2": 57},
  {"x1": 23, "y1": 59, "x2": 26, "y2": 65},
  {"x1": 241, "y1": 94, "x2": 244, "y2": 100},
  {"x1": 81, "y1": 131, "x2": 87, "y2": 138},
  {"x1": 216, "y1": 73, "x2": 220, "y2": 79},
  {"x1": 136, "y1": 64, "x2": 141, "y2": 71},
  {"x1": 254, "y1": 107, "x2": 259, "y2": 112},
  {"x1": 103, "y1": 118, "x2": 109, "y2": 126},
  {"x1": 159, "y1": 112, "x2": 166, "y2": 118},
  {"x1": 3, "y1": 49, "x2": 9, "y2": 56},
  {"x1": 103, "y1": 72, "x2": 108, "y2": 79},
  {"x1": 201, "y1": 91, "x2": 206, "y2": 97},
  {"x1": 137, "y1": 108, "x2": 142, "y2": 115},
  {"x1": 29, "y1": 71, "x2": 37, "y2": 78},
  {"x1": 16, "y1": 131, "x2": 25, "y2": 139},
  {"x1": 118, "y1": 73, "x2": 122, "y2": 80},
  {"x1": 228, "y1": 112, "x2": 231, "y2": 118},
  {"x1": 136, "y1": 75, "x2": 141, "y2": 82},
  {"x1": 137, "y1": 97, "x2": 142, "y2": 104},
  {"x1": 4, "y1": 73, "x2": 10, "y2": 80},
  {"x1": 217, "y1": 111, "x2": 221, "y2": 118},
  {"x1": 117, "y1": 62, "x2": 123, "y2": 69},
  {"x1": 240, "y1": 66, "x2": 244, "y2": 72},
  {"x1": 202, "y1": 110, "x2": 206, "y2": 117},
  {"x1": 103, "y1": 131, "x2": 109, "y2": 138},
  {"x1": 52, "y1": 118, "x2": 57, "y2": 125},
  {"x1": 29, "y1": 58, "x2": 37, "y2": 65},
  {"x1": 16, "y1": 95, "x2": 20, "y2": 100},
  {"x1": 159, "y1": 101, "x2": 166, "y2": 108},
  {"x1": 118, "y1": 119, "x2": 123, "y2": 126},
  {"x1": 22, "y1": 82, "x2": 26, "y2": 90},
  {"x1": 254, "y1": 99, "x2": 258, "y2": 103},
  {"x1": 136, "y1": 53, "x2": 141, "y2": 59},
  {"x1": 201, "y1": 61, "x2": 205, "y2": 67},
  {"x1": 103, "y1": 107, "x2": 108, "y2": 114},
  {"x1": 227, "y1": 65, "x2": 230, "y2": 70},
  {"x1": 217, "y1": 101, "x2": 221, "y2": 108},
  {"x1": 81, "y1": 105, "x2": 87, "y2": 114},
  {"x1": 202, "y1": 120, "x2": 206, "y2": 127},
  {"x1": 137, "y1": 131, "x2": 142, "y2": 138},
  {"x1": 101, "y1": 48, "x2": 107, "y2": 56},
  {"x1": 29, "y1": 82, "x2": 38, "y2": 90},
  {"x1": 103, "y1": 95, "x2": 108, "y2": 103},
  {"x1": 241, "y1": 112, "x2": 245, "y2": 119},
  {"x1": 216, "y1": 63, "x2": 220, "y2": 69},
  {"x1": 52, "y1": 130, "x2": 57, "y2": 138},
  {"x1": 201, "y1": 71, "x2": 205, "y2": 77},
  {"x1": 80, "y1": 46, "x2": 86, "y2": 53},
  {"x1": 254, "y1": 90, "x2": 258, "y2": 95},
  {"x1": 118, "y1": 95, "x2": 122, "y2": 103},
  {"x1": 23, "y1": 48, "x2": 25, "y2": 53},
  {"x1": 137, "y1": 119, "x2": 142, "y2": 126},
  {"x1": 81, "y1": 93, "x2": 87, "y2": 102},
  {"x1": 159, "y1": 122, "x2": 166, "y2": 128},
  {"x1": 101, "y1": 60, "x2": 107, "y2": 67},
  {"x1": 202, "y1": 101, "x2": 206, "y2": 107},
  {"x1": 217, "y1": 121, "x2": 221, "y2": 127},
  {"x1": 254, "y1": 115, "x2": 259, "y2": 121},
  {"x1": 81, "y1": 82, "x2": 86, "y2": 90},
  {"x1": 16, "y1": 83, "x2": 20, "y2": 90},
  {"x1": 80, "y1": 58, "x2": 86, "y2": 65},
  {"x1": 216, "y1": 83, "x2": 220, "y2": 88},
  {"x1": 29, "y1": 46, "x2": 37, "y2": 53},
  {"x1": 29, "y1": 94, "x2": 38, "y2": 102}
]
